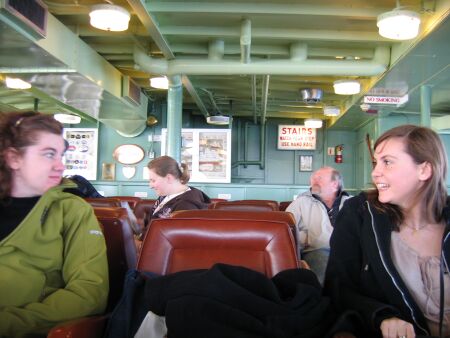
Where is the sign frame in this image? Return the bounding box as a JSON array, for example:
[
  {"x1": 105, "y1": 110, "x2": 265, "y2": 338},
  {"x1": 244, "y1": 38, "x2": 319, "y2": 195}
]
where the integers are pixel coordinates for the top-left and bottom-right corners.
[{"x1": 277, "y1": 125, "x2": 317, "y2": 150}]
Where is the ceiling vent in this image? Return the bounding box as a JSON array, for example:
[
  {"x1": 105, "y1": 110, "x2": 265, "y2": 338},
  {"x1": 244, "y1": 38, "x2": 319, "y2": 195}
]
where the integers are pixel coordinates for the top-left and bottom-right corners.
[
  {"x1": 300, "y1": 88, "x2": 323, "y2": 104},
  {"x1": 122, "y1": 76, "x2": 141, "y2": 106},
  {"x1": 0, "y1": 0, "x2": 48, "y2": 38}
]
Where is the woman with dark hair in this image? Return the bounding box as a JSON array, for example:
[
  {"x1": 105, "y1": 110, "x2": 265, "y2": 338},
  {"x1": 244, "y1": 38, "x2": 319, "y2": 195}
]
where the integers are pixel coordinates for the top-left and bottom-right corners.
[
  {"x1": 144, "y1": 155, "x2": 210, "y2": 226},
  {"x1": 0, "y1": 112, "x2": 108, "y2": 337},
  {"x1": 326, "y1": 125, "x2": 449, "y2": 338}
]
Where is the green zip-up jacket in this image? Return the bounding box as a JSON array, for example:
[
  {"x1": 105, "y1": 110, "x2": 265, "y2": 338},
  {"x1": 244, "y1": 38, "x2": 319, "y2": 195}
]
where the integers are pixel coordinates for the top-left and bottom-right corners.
[{"x1": 0, "y1": 179, "x2": 109, "y2": 337}]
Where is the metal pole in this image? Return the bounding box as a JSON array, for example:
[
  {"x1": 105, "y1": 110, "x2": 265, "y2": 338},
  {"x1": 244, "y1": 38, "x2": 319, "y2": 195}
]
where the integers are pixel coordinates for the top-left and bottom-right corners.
[
  {"x1": 420, "y1": 85, "x2": 432, "y2": 127},
  {"x1": 166, "y1": 75, "x2": 183, "y2": 161}
]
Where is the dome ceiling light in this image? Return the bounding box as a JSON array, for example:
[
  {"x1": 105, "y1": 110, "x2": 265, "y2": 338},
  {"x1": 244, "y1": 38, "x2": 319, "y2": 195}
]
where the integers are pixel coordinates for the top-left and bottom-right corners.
[
  {"x1": 5, "y1": 77, "x2": 31, "y2": 89},
  {"x1": 333, "y1": 80, "x2": 361, "y2": 95},
  {"x1": 323, "y1": 106, "x2": 340, "y2": 117},
  {"x1": 89, "y1": 4, "x2": 130, "y2": 32},
  {"x1": 54, "y1": 113, "x2": 81, "y2": 124},
  {"x1": 377, "y1": 8, "x2": 420, "y2": 40},
  {"x1": 304, "y1": 118, "x2": 323, "y2": 129},
  {"x1": 206, "y1": 115, "x2": 230, "y2": 125},
  {"x1": 150, "y1": 76, "x2": 169, "y2": 89}
]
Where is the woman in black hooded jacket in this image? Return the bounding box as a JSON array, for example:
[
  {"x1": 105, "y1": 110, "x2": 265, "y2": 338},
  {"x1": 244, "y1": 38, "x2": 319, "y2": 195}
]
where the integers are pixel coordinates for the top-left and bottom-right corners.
[
  {"x1": 144, "y1": 156, "x2": 210, "y2": 227},
  {"x1": 325, "y1": 125, "x2": 449, "y2": 338}
]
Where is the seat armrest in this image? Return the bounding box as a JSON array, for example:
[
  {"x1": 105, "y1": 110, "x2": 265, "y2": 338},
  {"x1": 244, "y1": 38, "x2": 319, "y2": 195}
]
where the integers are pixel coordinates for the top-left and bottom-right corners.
[{"x1": 47, "y1": 315, "x2": 108, "y2": 338}]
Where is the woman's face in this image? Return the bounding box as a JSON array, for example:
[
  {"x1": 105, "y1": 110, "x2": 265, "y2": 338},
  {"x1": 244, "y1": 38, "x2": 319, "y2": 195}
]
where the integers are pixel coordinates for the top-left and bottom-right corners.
[
  {"x1": 371, "y1": 137, "x2": 429, "y2": 209},
  {"x1": 7, "y1": 132, "x2": 66, "y2": 197},
  {"x1": 148, "y1": 169, "x2": 170, "y2": 196}
]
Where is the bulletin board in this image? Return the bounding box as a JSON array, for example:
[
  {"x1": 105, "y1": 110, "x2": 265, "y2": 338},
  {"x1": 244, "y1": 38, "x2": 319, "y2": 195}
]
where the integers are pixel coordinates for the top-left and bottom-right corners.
[{"x1": 63, "y1": 128, "x2": 98, "y2": 180}]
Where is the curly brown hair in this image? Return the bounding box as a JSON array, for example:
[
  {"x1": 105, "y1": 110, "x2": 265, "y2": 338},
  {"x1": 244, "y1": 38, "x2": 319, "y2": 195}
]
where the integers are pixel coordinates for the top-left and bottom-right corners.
[
  {"x1": 0, "y1": 112, "x2": 63, "y2": 198},
  {"x1": 367, "y1": 124, "x2": 447, "y2": 228}
]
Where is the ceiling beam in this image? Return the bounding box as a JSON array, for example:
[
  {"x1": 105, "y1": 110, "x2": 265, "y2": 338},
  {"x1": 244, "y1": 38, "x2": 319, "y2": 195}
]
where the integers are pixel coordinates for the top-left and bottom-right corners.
[{"x1": 147, "y1": 2, "x2": 389, "y2": 17}]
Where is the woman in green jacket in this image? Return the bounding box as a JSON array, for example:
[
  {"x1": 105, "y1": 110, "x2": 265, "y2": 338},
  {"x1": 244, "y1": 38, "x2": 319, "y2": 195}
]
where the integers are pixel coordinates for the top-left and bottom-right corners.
[{"x1": 0, "y1": 112, "x2": 109, "y2": 337}]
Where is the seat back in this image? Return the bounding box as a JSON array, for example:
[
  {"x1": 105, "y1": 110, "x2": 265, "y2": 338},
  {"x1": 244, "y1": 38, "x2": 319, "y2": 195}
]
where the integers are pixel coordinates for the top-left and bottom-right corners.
[
  {"x1": 109, "y1": 196, "x2": 142, "y2": 210},
  {"x1": 171, "y1": 209, "x2": 295, "y2": 227},
  {"x1": 133, "y1": 199, "x2": 157, "y2": 220},
  {"x1": 137, "y1": 217, "x2": 298, "y2": 277},
  {"x1": 279, "y1": 201, "x2": 292, "y2": 211},
  {"x1": 93, "y1": 207, "x2": 138, "y2": 311},
  {"x1": 171, "y1": 209, "x2": 298, "y2": 249},
  {"x1": 85, "y1": 197, "x2": 123, "y2": 208},
  {"x1": 209, "y1": 199, "x2": 279, "y2": 211}
]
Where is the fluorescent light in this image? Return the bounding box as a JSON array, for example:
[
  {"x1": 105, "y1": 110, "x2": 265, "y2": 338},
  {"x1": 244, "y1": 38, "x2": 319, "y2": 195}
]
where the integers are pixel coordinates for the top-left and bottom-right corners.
[
  {"x1": 333, "y1": 80, "x2": 361, "y2": 95},
  {"x1": 377, "y1": 9, "x2": 420, "y2": 40},
  {"x1": 323, "y1": 106, "x2": 340, "y2": 116},
  {"x1": 304, "y1": 118, "x2": 323, "y2": 128},
  {"x1": 89, "y1": 4, "x2": 130, "y2": 32},
  {"x1": 206, "y1": 115, "x2": 230, "y2": 125},
  {"x1": 5, "y1": 77, "x2": 31, "y2": 89},
  {"x1": 54, "y1": 113, "x2": 81, "y2": 124},
  {"x1": 150, "y1": 76, "x2": 169, "y2": 89}
]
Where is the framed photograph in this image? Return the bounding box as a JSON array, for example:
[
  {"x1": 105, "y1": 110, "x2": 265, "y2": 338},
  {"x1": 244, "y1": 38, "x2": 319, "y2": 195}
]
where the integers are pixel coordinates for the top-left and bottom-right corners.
[
  {"x1": 299, "y1": 155, "x2": 313, "y2": 172},
  {"x1": 102, "y1": 163, "x2": 115, "y2": 180}
]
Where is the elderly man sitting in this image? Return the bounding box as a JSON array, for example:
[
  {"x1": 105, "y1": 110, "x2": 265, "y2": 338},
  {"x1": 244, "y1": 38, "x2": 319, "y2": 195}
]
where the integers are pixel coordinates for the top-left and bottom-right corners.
[{"x1": 287, "y1": 166, "x2": 351, "y2": 284}]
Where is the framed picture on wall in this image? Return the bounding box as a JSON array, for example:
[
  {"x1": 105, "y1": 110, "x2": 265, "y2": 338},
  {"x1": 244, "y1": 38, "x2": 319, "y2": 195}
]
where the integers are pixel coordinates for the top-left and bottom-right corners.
[
  {"x1": 299, "y1": 155, "x2": 313, "y2": 172},
  {"x1": 63, "y1": 128, "x2": 98, "y2": 180},
  {"x1": 102, "y1": 163, "x2": 115, "y2": 180}
]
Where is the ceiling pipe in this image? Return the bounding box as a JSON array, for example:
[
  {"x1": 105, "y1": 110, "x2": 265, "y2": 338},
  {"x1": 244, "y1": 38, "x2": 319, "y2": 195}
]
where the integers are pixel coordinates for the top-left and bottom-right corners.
[
  {"x1": 133, "y1": 46, "x2": 168, "y2": 74},
  {"x1": 251, "y1": 75, "x2": 257, "y2": 124},
  {"x1": 261, "y1": 75, "x2": 269, "y2": 125},
  {"x1": 233, "y1": 75, "x2": 269, "y2": 169},
  {"x1": 290, "y1": 42, "x2": 308, "y2": 61},
  {"x1": 169, "y1": 43, "x2": 375, "y2": 59},
  {"x1": 182, "y1": 75, "x2": 209, "y2": 117},
  {"x1": 259, "y1": 75, "x2": 270, "y2": 169},
  {"x1": 134, "y1": 46, "x2": 390, "y2": 76},
  {"x1": 241, "y1": 19, "x2": 251, "y2": 64},
  {"x1": 200, "y1": 88, "x2": 222, "y2": 115},
  {"x1": 208, "y1": 39, "x2": 225, "y2": 60}
]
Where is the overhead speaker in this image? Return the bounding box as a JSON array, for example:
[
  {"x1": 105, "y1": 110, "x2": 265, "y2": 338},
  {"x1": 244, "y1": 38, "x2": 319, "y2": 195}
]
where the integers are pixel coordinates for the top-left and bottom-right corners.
[{"x1": 300, "y1": 88, "x2": 323, "y2": 104}]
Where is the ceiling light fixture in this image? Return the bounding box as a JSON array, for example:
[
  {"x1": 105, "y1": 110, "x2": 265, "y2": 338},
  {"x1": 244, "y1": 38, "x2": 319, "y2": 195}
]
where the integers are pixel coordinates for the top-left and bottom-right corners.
[
  {"x1": 89, "y1": 4, "x2": 130, "y2": 32},
  {"x1": 323, "y1": 106, "x2": 340, "y2": 117},
  {"x1": 5, "y1": 77, "x2": 31, "y2": 89},
  {"x1": 206, "y1": 115, "x2": 230, "y2": 125},
  {"x1": 304, "y1": 118, "x2": 323, "y2": 129},
  {"x1": 150, "y1": 76, "x2": 169, "y2": 89},
  {"x1": 333, "y1": 80, "x2": 361, "y2": 95},
  {"x1": 54, "y1": 113, "x2": 81, "y2": 124},
  {"x1": 377, "y1": 9, "x2": 420, "y2": 40}
]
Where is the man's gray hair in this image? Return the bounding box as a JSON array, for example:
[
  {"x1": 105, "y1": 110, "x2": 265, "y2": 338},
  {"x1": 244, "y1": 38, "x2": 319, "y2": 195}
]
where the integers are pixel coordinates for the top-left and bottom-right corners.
[{"x1": 330, "y1": 168, "x2": 344, "y2": 190}]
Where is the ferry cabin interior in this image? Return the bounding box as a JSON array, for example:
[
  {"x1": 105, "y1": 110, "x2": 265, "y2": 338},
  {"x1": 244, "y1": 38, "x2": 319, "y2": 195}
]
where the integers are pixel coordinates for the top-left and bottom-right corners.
[{"x1": 1, "y1": 0, "x2": 449, "y2": 199}]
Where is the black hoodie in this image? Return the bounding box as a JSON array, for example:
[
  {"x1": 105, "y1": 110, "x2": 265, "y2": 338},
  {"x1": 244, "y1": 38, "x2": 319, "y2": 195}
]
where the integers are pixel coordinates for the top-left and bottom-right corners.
[
  {"x1": 145, "y1": 186, "x2": 210, "y2": 226},
  {"x1": 324, "y1": 192, "x2": 450, "y2": 337}
]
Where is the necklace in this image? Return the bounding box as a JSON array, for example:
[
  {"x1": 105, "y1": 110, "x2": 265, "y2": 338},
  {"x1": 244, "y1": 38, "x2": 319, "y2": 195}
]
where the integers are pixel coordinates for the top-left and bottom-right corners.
[{"x1": 402, "y1": 222, "x2": 427, "y2": 234}]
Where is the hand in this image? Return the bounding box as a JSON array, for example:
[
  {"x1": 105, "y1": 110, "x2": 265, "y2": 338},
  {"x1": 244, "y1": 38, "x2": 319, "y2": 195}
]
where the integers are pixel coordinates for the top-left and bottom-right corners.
[
  {"x1": 300, "y1": 260, "x2": 311, "y2": 269},
  {"x1": 332, "y1": 331, "x2": 357, "y2": 338},
  {"x1": 380, "y1": 317, "x2": 415, "y2": 338}
]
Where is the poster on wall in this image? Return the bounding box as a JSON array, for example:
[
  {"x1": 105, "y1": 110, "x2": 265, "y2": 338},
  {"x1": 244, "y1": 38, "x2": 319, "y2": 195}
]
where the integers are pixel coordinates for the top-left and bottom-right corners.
[
  {"x1": 277, "y1": 125, "x2": 316, "y2": 150},
  {"x1": 161, "y1": 128, "x2": 231, "y2": 183},
  {"x1": 63, "y1": 128, "x2": 98, "y2": 180}
]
